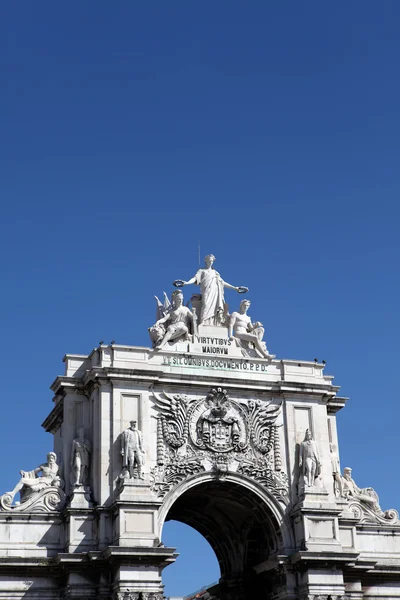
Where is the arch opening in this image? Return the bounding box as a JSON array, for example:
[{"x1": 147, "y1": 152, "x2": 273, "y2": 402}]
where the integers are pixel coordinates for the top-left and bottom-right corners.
[
  {"x1": 162, "y1": 478, "x2": 284, "y2": 600},
  {"x1": 162, "y1": 520, "x2": 220, "y2": 598}
]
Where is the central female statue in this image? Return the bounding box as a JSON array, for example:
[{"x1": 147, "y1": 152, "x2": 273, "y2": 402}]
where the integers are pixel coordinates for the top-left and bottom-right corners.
[{"x1": 174, "y1": 254, "x2": 247, "y2": 326}]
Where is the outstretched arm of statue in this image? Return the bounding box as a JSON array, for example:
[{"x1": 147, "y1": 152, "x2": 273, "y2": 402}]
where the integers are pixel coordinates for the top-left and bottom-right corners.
[
  {"x1": 222, "y1": 280, "x2": 249, "y2": 293},
  {"x1": 173, "y1": 275, "x2": 197, "y2": 287},
  {"x1": 223, "y1": 280, "x2": 240, "y2": 292}
]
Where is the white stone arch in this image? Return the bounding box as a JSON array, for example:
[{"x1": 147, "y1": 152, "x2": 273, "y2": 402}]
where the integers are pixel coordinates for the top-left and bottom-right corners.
[{"x1": 158, "y1": 471, "x2": 295, "y2": 554}]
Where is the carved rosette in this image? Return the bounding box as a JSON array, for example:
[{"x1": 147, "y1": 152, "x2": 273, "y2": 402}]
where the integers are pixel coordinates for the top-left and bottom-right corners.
[{"x1": 150, "y1": 386, "x2": 288, "y2": 501}]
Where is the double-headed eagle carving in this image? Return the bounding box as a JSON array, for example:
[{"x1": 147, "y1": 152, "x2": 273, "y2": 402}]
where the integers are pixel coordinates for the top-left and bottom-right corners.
[{"x1": 152, "y1": 386, "x2": 281, "y2": 456}]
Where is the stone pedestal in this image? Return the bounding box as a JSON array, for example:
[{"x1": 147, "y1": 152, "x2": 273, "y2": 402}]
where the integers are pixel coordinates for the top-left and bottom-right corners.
[{"x1": 70, "y1": 485, "x2": 92, "y2": 508}]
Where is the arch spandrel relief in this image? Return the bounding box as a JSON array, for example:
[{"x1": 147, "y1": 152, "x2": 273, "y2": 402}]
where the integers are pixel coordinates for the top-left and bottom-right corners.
[{"x1": 150, "y1": 386, "x2": 288, "y2": 504}]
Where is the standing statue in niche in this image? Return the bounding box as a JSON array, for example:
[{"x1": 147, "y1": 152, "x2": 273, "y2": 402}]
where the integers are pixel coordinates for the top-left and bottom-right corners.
[
  {"x1": 120, "y1": 420, "x2": 145, "y2": 480},
  {"x1": 173, "y1": 254, "x2": 248, "y2": 326},
  {"x1": 299, "y1": 429, "x2": 321, "y2": 488},
  {"x1": 70, "y1": 427, "x2": 92, "y2": 487},
  {"x1": 149, "y1": 289, "x2": 194, "y2": 349},
  {"x1": 330, "y1": 443, "x2": 343, "y2": 497},
  {"x1": 229, "y1": 299, "x2": 274, "y2": 359},
  {"x1": 5, "y1": 452, "x2": 62, "y2": 504}
]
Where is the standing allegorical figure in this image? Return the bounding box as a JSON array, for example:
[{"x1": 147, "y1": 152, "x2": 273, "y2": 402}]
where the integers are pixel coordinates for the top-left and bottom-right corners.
[
  {"x1": 330, "y1": 443, "x2": 343, "y2": 497},
  {"x1": 299, "y1": 429, "x2": 321, "y2": 488},
  {"x1": 173, "y1": 254, "x2": 248, "y2": 326},
  {"x1": 70, "y1": 427, "x2": 92, "y2": 487},
  {"x1": 120, "y1": 420, "x2": 144, "y2": 480}
]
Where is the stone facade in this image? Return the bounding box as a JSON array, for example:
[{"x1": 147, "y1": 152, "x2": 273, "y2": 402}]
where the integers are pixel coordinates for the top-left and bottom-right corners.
[{"x1": 0, "y1": 262, "x2": 399, "y2": 599}]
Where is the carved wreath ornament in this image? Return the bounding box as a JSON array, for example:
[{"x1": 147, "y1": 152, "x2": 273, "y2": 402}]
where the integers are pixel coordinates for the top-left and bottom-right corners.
[{"x1": 150, "y1": 387, "x2": 288, "y2": 502}]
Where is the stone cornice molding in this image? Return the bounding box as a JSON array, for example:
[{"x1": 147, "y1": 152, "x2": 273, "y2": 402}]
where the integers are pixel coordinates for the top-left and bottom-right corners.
[
  {"x1": 327, "y1": 395, "x2": 349, "y2": 414},
  {"x1": 51, "y1": 366, "x2": 341, "y2": 402},
  {"x1": 290, "y1": 549, "x2": 360, "y2": 566},
  {"x1": 42, "y1": 398, "x2": 63, "y2": 433}
]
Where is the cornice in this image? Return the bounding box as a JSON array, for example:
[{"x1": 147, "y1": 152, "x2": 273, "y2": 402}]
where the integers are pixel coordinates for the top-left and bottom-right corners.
[{"x1": 41, "y1": 398, "x2": 64, "y2": 433}]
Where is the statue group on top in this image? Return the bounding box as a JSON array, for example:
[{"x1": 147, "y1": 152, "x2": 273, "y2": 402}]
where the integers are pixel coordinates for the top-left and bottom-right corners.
[{"x1": 148, "y1": 254, "x2": 274, "y2": 359}]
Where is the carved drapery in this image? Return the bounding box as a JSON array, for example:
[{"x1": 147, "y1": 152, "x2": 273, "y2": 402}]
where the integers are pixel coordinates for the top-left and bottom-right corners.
[{"x1": 150, "y1": 387, "x2": 288, "y2": 502}]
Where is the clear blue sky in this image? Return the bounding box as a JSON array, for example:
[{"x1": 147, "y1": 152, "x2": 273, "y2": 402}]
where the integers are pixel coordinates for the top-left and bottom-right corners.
[{"x1": 1, "y1": 2, "x2": 400, "y2": 596}]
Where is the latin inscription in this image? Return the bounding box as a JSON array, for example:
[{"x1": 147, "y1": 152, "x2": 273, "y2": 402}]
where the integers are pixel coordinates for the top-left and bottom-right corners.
[
  {"x1": 162, "y1": 355, "x2": 269, "y2": 372},
  {"x1": 195, "y1": 336, "x2": 232, "y2": 354}
]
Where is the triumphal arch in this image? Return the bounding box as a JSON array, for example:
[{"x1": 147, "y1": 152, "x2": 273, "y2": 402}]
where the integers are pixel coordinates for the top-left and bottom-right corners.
[{"x1": 0, "y1": 255, "x2": 399, "y2": 599}]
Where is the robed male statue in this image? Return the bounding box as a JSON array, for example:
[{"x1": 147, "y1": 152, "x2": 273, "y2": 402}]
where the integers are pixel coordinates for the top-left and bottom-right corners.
[{"x1": 120, "y1": 420, "x2": 144, "y2": 480}]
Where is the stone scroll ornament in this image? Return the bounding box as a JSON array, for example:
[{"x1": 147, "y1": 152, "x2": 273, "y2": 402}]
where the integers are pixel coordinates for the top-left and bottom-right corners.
[
  {"x1": 0, "y1": 452, "x2": 66, "y2": 513},
  {"x1": 150, "y1": 387, "x2": 288, "y2": 502}
]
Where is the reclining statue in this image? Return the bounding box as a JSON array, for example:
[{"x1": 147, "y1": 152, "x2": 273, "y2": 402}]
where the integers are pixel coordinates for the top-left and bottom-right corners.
[
  {"x1": 341, "y1": 466, "x2": 394, "y2": 521},
  {"x1": 5, "y1": 452, "x2": 62, "y2": 505}
]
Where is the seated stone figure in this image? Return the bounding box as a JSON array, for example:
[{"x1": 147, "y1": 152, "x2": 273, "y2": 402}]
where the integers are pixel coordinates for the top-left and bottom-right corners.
[
  {"x1": 229, "y1": 299, "x2": 274, "y2": 359},
  {"x1": 6, "y1": 452, "x2": 62, "y2": 505},
  {"x1": 341, "y1": 466, "x2": 387, "y2": 518},
  {"x1": 149, "y1": 289, "x2": 194, "y2": 349}
]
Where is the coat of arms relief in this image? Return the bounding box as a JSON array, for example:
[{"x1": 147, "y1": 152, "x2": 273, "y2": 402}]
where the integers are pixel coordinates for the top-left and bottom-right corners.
[{"x1": 150, "y1": 387, "x2": 288, "y2": 503}]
